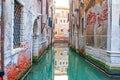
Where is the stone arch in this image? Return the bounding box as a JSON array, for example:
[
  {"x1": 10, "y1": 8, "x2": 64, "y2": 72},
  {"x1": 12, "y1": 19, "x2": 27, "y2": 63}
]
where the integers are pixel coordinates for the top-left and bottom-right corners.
[
  {"x1": 32, "y1": 18, "x2": 39, "y2": 60},
  {"x1": 33, "y1": 19, "x2": 39, "y2": 36}
]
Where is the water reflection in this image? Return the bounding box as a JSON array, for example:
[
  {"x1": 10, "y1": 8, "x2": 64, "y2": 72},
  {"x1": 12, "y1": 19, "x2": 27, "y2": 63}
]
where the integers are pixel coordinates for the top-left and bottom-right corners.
[
  {"x1": 68, "y1": 48, "x2": 120, "y2": 80},
  {"x1": 24, "y1": 47, "x2": 54, "y2": 80},
  {"x1": 54, "y1": 43, "x2": 120, "y2": 80},
  {"x1": 54, "y1": 43, "x2": 69, "y2": 80},
  {"x1": 25, "y1": 43, "x2": 120, "y2": 80}
]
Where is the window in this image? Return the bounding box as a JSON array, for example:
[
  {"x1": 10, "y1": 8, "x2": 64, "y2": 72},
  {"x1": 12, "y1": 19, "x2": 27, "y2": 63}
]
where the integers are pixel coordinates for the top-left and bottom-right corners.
[
  {"x1": 63, "y1": 62, "x2": 65, "y2": 64},
  {"x1": 13, "y1": 0, "x2": 22, "y2": 48},
  {"x1": 60, "y1": 62, "x2": 62, "y2": 65},
  {"x1": 61, "y1": 29, "x2": 63, "y2": 32},
  {"x1": 60, "y1": 19, "x2": 62, "y2": 23},
  {"x1": 55, "y1": 61, "x2": 57, "y2": 65},
  {"x1": 61, "y1": 53, "x2": 63, "y2": 55},
  {"x1": 55, "y1": 32, "x2": 57, "y2": 34},
  {"x1": 56, "y1": 19, "x2": 57, "y2": 24},
  {"x1": 64, "y1": 20, "x2": 65, "y2": 23}
]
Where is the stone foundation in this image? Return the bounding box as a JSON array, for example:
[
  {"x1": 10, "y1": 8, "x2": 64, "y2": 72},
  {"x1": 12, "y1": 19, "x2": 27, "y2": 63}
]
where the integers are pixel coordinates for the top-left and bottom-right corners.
[{"x1": 70, "y1": 46, "x2": 120, "y2": 76}]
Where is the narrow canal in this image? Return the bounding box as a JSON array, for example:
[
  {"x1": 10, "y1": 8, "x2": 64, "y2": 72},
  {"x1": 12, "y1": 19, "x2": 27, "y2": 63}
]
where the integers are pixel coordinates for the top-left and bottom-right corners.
[{"x1": 24, "y1": 43, "x2": 120, "y2": 80}]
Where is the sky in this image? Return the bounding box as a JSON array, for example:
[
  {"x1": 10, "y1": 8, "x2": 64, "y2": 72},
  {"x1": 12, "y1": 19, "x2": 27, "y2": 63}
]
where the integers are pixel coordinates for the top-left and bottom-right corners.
[{"x1": 55, "y1": 0, "x2": 69, "y2": 8}]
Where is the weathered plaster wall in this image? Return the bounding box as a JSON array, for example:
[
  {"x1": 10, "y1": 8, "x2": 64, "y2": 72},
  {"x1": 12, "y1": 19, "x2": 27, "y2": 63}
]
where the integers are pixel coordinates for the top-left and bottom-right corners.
[
  {"x1": 85, "y1": 0, "x2": 120, "y2": 68},
  {"x1": 86, "y1": 0, "x2": 108, "y2": 49},
  {"x1": 69, "y1": 0, "x2": 120, "y2": 75},
  {"x1": 84, "y1": 0, "x2": 109, "y2": 65},
  {"x1": 3, "y1": 0, "x2": 42, "y2": 79}
]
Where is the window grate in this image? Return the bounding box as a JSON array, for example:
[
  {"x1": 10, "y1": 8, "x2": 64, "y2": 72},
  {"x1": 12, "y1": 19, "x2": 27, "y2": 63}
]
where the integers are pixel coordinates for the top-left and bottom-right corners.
[{"x1": 13, "y1": 0, "x2": 22, "y2": 48}]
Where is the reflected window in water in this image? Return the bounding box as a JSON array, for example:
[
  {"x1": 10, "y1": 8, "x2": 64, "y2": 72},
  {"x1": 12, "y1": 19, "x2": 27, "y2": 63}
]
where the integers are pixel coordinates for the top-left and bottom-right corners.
[
  {"x1": 61, "y1": 53, "x2": 63, "y2": 55},
  {"x1": 54, "y1": 43, "x2": 69, "y2": 80}
]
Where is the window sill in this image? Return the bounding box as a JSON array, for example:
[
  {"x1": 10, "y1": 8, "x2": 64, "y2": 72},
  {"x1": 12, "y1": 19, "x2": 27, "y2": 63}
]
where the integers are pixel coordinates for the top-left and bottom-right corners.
[
  {"x1": 39, "y1": 40, "x2": 47, "y2": 44},
  {"x1": 11, "y1": 47, "x2": 25, "y2": 56}
]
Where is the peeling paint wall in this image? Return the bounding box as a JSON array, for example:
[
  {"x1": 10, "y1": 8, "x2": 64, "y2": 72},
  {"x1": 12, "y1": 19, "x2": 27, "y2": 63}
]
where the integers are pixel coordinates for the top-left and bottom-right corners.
[
  {"x1": 3, "y1": 0, "x2": 43, "y2": 80},
  {"x1": 85, "y1": 0, "x2": 108, "y2": 49},
  {"x1": 69, "y1": 0, "x2": 120, "y2": 73},
  {"x1": 84, "y1": 0, "x2": 120, "y2": 67}
]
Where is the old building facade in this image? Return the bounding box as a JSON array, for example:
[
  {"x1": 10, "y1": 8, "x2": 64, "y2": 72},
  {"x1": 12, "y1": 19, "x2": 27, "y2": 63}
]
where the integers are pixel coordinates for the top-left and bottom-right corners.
[
  {"x1": 54, "y1": 8, "x2": 69, "y2": 37},
  {"x1": 69, "y1": 0, "x2": 120, "y2": 75},
  {"x1": 0, "y1": 0, "x2": 53, "y2": 79},
  {"x1": 54, "y1": 0, "x2": 69, "y2": 42}
]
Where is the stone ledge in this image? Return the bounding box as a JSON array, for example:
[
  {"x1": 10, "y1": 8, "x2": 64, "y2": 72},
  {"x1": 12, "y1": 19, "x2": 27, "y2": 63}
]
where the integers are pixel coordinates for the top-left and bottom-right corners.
[
  {"x1": 107, "y1": 51, "x2": 120, "y2": 64},
  {"x1": 107, "y1": 51, "x2": 120, "y2": 54},
  {"x1": 39, "y1": 40, "x2": 47, "y2": 45},
  {"x1": 107, "y1": 51, "x2": 120, "y2": 56},
  {"x1": 4, "y1": 48, "x2": 25, "y2": 67},
  {"x1": 12, "y1": 48, "x2": 25, "y2": 56},
  {"x1": 4, "y1": 48, "x2": 25, "y2": 58},
  {"x1": 84, "y1": 54, "x2": 120, "y2": 75},
  {"x1": 70, "y1": 46, "x2": 120, "y2": 76}
]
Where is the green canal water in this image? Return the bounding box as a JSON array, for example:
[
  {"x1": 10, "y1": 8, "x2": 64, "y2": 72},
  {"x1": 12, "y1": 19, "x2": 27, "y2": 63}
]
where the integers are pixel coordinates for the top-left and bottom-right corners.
[{"x1": 24, "y1": 43, "x2": 120, "y2": 80}]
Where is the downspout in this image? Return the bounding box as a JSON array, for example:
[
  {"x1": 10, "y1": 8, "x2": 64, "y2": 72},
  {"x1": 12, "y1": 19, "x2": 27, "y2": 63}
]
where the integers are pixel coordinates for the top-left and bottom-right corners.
[{"x1": 0, "y1": 0, "x2": 5, "y2": 79}]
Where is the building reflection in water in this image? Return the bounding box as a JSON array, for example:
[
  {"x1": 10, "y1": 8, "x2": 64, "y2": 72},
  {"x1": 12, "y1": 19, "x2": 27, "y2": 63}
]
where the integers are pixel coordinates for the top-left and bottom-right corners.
[
  {"x1": 24, "y1": 45, "x2": 54, "y2": 80},
  {"x1": 54, "y1": 43, "x2": 69, "y2": 80}
]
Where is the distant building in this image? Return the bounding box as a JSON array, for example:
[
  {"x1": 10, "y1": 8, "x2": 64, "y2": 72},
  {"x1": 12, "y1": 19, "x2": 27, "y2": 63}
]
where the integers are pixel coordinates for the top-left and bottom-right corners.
[
  {"x1": 54, "y1": 8, "x2": 69, "y2": 37},
  {"x1": 53, "y1": 0, "x2": 69, "y2": 42},
  {"x1": 54, "y1": 48, "x2": 68, "y2": 75}
]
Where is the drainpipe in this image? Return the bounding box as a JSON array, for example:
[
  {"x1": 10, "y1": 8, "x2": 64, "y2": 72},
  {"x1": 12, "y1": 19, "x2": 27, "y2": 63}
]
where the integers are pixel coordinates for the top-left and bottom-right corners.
[{"x1": 0, "y1": 0, "x2": 5, "y2": 79}]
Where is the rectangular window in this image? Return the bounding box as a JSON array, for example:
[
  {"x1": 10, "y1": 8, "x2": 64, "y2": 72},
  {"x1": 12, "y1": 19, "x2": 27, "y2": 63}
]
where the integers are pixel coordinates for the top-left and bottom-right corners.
[
  {"x1": 56, "y1": 19, "x2": 57, "y2": 24},
  {"x1": 60, "y1": 19, "x2": 62, "y2": 23},
  {"x1": 64, "y1": 20, "x2": 65, "y2": 23},
  {"x1": 13, "y1": 0, "x2": 22, "y2": 48}
]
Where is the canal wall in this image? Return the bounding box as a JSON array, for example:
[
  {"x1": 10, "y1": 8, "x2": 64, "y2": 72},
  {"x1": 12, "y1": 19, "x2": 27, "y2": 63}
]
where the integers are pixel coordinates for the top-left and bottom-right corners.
[
  {"x1": 70, "y1": 45, "x2": 120, "y2": 76},
  {"x1": 33, "y1": 40, "x2": 48, "y2": 62},
  {"x1": 3, "y1": 0, "x2": 34, "y2": 79},
  {"x1": 84, "y1": 0, "x2": 120, "y2": 76},
  {"x1": 69, "y1": 0, "x2": 120, "y2": 76},
  {"x1": 1, "y1": 0, "x2": 50, "y2": 80}
]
